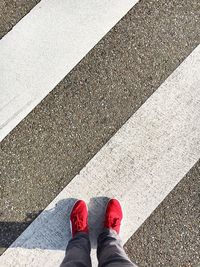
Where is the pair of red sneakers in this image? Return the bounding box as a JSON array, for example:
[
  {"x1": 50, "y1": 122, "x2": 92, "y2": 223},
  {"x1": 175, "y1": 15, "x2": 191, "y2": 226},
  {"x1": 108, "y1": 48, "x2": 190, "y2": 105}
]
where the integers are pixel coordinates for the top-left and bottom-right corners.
[{"x1": 70, "y1": 199, "x2": 123, "y2": 237}]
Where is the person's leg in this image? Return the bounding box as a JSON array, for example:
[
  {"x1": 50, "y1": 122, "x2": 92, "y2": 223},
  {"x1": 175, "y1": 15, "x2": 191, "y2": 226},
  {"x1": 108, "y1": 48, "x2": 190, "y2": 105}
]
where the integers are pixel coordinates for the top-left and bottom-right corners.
[
  {"x1": 60, "y1": 232, "x2": 91, "y2": 267},
  {"x1": 97, "y1": 228, "x2": 136, "y2": 267},
  {"x1": 60, "y1": 200, "x2": 91, "y2": 267},
  {"x1": 97, "y1": 199, "x2": 137, "y2": 267}
]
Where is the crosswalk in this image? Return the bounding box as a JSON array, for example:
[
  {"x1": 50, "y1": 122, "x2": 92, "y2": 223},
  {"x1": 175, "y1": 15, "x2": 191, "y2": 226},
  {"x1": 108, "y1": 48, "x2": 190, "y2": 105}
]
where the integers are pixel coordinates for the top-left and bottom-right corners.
[
  {"x1": 0, "y1": 0, "x2": 138, "y2": 142},
  {"x1": 0, "y1": 1, "x2": 200, "y2": 266}
]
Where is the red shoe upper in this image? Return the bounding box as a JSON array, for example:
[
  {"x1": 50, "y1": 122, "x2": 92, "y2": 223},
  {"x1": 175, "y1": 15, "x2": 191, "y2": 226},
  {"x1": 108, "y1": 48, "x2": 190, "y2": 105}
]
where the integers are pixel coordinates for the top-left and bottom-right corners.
[
  {"x1": 104, "y1": 199, "x2": 123, "y2": 234},
  {"x1": 70, "y1": 200, "x2": 89, "y2": 237}
]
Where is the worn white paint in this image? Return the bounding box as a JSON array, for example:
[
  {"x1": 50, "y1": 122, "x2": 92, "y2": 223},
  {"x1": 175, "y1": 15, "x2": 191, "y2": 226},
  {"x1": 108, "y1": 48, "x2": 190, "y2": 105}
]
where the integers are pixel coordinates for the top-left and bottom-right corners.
[
  {"x1": 0, "y1": 0, "x2": 138, "y2": 142},
  {"x1": 1, "y1": 45, "x2": 200, "y2": 266}
]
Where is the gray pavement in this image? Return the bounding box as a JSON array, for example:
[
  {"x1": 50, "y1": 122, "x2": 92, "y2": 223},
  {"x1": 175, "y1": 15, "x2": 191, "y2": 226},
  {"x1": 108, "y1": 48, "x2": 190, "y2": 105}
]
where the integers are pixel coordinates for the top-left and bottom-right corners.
[
  {"x1": 0, "y1": 0, "x2": 200, "y2": 264},
  {"x1": 125, "y1": 160, "x2": 200, "y2": 267},
  {"x1": 0, "y1": 0, "x2": 40, "y2": 39}
]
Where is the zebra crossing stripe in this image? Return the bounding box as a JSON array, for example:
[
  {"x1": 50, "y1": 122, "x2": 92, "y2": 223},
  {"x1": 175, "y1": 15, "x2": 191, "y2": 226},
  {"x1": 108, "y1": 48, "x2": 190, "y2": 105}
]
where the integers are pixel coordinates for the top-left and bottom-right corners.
[
  {"x1": 1, "y1": 45, "x2": 200, "y2": 266},
  {"x1": 0, "y1": 0, "x2": 139, "y2": 142}
]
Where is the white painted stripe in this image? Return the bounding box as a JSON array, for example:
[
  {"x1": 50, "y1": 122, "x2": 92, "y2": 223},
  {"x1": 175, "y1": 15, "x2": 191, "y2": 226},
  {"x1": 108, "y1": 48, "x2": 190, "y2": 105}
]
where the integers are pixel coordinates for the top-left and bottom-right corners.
[
  {"x1": 1, "y1": 45, "x2": 200, "y2": 266},
  {"x1": 0, "y1": 0, "x2": 139, "y2": 142}
]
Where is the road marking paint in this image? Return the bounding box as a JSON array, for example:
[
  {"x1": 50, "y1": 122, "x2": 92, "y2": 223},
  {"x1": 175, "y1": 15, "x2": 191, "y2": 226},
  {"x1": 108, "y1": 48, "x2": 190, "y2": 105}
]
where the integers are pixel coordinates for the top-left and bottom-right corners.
[
  {"x1": 1, "y1": 45, "x2": 200, "y2": 266},
  {"x1": 0, "y1": 0, "x2": 139, "y2": 142}
]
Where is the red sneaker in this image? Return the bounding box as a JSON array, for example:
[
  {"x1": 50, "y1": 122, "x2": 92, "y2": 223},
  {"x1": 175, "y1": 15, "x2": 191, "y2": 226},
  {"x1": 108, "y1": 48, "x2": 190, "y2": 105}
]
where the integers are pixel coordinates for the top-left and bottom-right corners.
[
  {"x1": 70, "y1": 200, "x2": 89, "y2": 237},
  {"x1": 104, "y1": 199, "x2": 123, "y2": 234}
]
